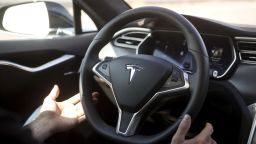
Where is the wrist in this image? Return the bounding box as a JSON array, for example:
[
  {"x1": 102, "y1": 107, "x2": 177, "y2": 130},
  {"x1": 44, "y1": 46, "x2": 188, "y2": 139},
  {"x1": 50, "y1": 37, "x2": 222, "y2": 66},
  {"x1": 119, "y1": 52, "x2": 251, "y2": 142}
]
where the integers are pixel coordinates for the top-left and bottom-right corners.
[{"x1": 28, "y1": 111, "x2": 56, "y2": 142}]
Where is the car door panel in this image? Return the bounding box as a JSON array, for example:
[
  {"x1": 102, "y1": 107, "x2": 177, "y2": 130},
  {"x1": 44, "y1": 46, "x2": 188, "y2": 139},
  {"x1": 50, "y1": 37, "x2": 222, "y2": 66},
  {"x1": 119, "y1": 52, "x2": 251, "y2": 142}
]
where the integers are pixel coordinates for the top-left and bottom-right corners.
[
  {"x1": 0, "y1": 33, "x2": 96, "y2": 56},
  {"x1": 0, "y1": 33, "x2": 96, "y2": 121}
]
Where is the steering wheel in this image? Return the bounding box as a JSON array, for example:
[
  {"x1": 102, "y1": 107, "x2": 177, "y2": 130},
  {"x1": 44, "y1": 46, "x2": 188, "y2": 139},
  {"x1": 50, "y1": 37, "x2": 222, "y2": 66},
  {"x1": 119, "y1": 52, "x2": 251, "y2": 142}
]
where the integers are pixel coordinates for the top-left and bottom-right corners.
[{"x1": 80, "y1": 6, "x2": 209, "y2": 144}]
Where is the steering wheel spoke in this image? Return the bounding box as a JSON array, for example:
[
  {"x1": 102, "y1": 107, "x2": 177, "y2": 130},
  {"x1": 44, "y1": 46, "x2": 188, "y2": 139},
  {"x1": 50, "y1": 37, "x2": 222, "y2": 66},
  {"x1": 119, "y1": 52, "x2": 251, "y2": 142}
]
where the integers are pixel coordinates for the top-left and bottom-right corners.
[{"x1": 116, "y1": 109, "x2": 142, "y2": 136}]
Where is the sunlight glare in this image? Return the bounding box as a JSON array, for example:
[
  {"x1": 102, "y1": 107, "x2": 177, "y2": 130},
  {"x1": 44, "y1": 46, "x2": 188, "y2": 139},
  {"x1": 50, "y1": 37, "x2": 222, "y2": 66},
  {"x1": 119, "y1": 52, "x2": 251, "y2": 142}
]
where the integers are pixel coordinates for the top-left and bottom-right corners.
[{"x1": 2, "y1": 2, "x2": 49, "y2": 36}]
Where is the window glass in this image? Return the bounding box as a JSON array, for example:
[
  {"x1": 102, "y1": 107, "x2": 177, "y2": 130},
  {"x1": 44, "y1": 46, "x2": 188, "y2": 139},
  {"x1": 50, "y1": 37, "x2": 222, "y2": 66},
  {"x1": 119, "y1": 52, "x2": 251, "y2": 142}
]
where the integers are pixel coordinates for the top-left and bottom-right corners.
[
  {"x1": 125, "y1": 0, "x2": 256, "y2": 27},
  {"x1": 81, "y1": 11, "x2": 98, "y2": 32},
  {"x1": 0, "y1": 0, "x2": 97, "y2": 40}
]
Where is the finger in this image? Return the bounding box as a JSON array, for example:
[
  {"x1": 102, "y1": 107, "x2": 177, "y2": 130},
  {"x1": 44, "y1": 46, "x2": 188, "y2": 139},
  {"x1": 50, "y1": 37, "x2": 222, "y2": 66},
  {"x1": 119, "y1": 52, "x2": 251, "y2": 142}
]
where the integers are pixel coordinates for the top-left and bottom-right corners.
[
  {"x1": 182, "y1": 138, "x2": 196, "y2": 144},
  {"x1": 66, "y1": 93, "x2": 80, "y2": 104},
  {"x1": 47, "y1": 85, "x2": 60, "y2": 100},
  {"x1": 92, "y1": 92, "x2": 100, "y2": 102},
  {"x1": 197, "y1": 123, "x2": 214, "y2": 140},
  {"x1": 211, "y1": 139, "x2": 217, "y2": 144},
  {"x1": 174, "y1": 114, "x2": 191, "y2": 139},
  {"x1": 78, "y1": 115, "x2": 86, "y2": 123},
  {"x1": 75, "y1": 102, "x2": 84, "y2": 117}
]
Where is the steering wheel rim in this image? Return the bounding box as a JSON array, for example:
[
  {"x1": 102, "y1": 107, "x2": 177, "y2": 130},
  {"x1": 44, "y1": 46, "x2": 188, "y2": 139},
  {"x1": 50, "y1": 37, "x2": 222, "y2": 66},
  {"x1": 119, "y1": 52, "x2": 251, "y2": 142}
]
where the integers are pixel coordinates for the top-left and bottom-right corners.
[{"x1": 80, "y1": 6, "x2": 209, "y2": 144}]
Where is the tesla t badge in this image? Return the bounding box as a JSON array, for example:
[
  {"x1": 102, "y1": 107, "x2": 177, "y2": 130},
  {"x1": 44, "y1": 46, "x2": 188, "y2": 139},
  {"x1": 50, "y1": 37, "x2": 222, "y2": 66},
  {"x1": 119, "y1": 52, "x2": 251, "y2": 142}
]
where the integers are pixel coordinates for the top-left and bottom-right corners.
[{"x1": 126, "y1": 64, "x2": 143, "y2": 83}]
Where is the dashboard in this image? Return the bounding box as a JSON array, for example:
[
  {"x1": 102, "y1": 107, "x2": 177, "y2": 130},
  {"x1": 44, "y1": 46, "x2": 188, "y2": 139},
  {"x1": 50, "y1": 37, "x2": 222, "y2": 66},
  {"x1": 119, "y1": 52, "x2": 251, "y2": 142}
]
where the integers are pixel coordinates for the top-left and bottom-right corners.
[
  {"x1": 140, "y1": 30, "x2": 235, "y2": 78},
  {"x1": 95, "y1": 14, "x2": 256, "y2": 102},
  {"x1": 96, "y1": 15, "x2": 256, "y2": 144},
  {"x1": 108, "y1": 27, "x2": 236, "y2": 79}
]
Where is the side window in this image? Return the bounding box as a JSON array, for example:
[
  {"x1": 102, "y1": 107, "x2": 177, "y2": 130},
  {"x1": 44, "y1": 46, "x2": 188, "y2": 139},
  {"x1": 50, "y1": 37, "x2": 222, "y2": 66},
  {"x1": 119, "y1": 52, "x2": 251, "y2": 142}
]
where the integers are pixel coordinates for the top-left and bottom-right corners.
[
  {"x1": 0, "y1": 0, "x2": 97, "y2": 40},
  {"x1": 81, "y1": 11, "x2": 98, "y2": 32}
]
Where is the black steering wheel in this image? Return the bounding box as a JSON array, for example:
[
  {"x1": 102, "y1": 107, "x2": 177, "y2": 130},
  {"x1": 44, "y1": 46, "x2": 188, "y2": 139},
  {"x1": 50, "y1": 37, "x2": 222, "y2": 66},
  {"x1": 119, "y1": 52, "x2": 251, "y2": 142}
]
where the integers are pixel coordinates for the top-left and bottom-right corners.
[{"x1": 80, "y1": 6, "x2": 209, "y2": 144}]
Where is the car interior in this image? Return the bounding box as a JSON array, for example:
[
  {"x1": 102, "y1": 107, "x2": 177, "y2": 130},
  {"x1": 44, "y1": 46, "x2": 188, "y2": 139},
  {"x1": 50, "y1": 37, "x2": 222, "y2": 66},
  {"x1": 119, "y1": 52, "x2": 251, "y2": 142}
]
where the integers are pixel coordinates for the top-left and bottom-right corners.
[{"x1": 0, "y1": 0, "x2": 256, "y2": 144}]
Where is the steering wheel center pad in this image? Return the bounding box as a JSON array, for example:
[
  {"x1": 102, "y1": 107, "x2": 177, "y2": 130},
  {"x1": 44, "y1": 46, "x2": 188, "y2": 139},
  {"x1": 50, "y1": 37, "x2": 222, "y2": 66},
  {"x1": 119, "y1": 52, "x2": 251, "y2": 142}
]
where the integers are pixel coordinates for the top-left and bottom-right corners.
[{"x1": 109, "y1": 55, "x2": 173, "y2": 112}]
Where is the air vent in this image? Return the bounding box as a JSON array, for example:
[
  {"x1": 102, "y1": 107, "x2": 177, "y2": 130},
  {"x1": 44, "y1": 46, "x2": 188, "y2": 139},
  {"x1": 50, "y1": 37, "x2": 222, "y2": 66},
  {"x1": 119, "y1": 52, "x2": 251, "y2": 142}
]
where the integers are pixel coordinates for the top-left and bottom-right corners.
[
  {"x1": 238, "y1": 42, "x2": 256, "y2": 51},
  {"x1": 240, "y1": 53, "x2": 256, "y2": 61},
  {"x1": 124, "y1": 33, "x2": 148, "y2": 39},
  {"x1": 113, "y1": 31, "x2": 150, "y2": 49},
  {"x1": 238, "y1": 41, "x2": 256, "y2": 64},
  {"x1": 116, "y1": 38, "x2": 141, "y2": 46}
]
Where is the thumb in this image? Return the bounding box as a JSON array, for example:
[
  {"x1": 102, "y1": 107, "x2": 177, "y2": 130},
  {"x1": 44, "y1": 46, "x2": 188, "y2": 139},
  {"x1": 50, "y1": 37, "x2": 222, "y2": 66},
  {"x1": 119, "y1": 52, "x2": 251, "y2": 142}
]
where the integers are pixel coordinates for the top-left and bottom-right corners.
[
  {"x1": 47, "y1": 85, "x2": 60, "y2": 100},
  {"x1": 173, "y1": 114, "x2": 191, "y2": 139},
  {"x1": 197, "y1": 123, "x2": 214, "y2": 139}
]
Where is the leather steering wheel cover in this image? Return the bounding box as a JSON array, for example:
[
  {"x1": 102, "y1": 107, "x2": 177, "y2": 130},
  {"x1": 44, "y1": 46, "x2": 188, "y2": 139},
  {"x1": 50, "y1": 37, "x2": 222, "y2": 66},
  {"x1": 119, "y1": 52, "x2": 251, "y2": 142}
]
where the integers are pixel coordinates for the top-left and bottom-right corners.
[{"x1": 80, "y1": 6, "x2": 209, "y2": 144}]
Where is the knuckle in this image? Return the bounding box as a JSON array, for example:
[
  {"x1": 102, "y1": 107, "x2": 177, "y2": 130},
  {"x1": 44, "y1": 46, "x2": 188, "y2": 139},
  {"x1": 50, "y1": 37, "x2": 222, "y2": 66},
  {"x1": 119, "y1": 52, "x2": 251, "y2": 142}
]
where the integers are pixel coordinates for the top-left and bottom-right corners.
[{"x1": 179, "y1": 123, "x2": 188, "y2": 130}]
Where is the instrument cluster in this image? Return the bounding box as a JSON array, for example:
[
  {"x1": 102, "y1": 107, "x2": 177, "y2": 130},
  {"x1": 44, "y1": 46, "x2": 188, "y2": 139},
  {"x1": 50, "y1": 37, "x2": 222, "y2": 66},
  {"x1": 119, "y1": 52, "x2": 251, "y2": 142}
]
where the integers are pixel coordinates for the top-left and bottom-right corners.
[{"x1": 138, "y1": 30, "x2": 236, "y2": 78}]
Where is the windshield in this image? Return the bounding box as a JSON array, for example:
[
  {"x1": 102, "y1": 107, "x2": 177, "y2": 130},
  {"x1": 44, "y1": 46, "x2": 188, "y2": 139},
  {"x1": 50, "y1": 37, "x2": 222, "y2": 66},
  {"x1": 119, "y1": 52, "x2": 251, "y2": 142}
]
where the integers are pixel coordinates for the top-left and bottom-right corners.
[{"x1": 124, "y1": 0, "x2": 256, "y2": 27}]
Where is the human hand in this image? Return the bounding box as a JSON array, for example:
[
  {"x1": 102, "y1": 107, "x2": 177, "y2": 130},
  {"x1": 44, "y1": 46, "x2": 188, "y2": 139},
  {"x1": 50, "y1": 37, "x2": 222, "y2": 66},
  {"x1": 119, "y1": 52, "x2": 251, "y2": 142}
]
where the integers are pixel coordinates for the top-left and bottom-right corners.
[
  {"x1": 171, "y1": 115, "x2": 217, "y2": 144},
  {"x1": 29, "y1": 85, "x2": 99, "y2": 142},
  {"x1": 39, "y1": 85, "x2": 85, "y2": 132}
]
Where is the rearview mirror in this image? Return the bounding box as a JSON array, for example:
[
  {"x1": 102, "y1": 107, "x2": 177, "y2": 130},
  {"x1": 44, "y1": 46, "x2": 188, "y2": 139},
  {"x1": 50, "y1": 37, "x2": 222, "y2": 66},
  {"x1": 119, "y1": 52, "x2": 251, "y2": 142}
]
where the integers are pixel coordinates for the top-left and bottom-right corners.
[{"x1": 0, "y1": 2, "x2": 73, "y2": 37}]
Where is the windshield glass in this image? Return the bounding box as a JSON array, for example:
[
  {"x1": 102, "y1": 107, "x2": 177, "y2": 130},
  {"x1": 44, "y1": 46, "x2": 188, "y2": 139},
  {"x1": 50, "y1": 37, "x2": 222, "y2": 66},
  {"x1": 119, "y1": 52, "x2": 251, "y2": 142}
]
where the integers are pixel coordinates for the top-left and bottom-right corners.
[{"x1": 124, "y1": 0, "x2": 256, "y2": 27}]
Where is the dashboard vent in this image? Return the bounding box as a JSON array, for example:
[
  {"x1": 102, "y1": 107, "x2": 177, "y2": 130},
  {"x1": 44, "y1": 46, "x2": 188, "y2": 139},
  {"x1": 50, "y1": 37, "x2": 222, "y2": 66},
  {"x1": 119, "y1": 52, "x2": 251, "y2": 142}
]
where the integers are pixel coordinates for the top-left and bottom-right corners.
[
  {"x1": 124, "y1": 33, "x2": 148, "y2": 39},
  {"x1": 238, "y1": 41, "x2": 256, "y2": 63},
  {"x1": 116, "y1": 38, "x2": 141, "y2": 46},
  {"x1": 238, "y1": 42, "x2": 256, "y2": 51},
  {"x1": 113, "y1": 31, "x2": 150, "y2": 49}
]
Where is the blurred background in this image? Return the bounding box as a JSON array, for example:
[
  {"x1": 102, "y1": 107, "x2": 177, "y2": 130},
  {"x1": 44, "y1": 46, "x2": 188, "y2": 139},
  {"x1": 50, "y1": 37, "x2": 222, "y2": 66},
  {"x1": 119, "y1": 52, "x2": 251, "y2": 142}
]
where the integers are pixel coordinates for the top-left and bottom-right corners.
[
  {"x1": 0, "y1": 0, "x2": 255, "y2": 40},
  {"x1": 125, "y1": 0, "x2": 256, "y2": 27}
]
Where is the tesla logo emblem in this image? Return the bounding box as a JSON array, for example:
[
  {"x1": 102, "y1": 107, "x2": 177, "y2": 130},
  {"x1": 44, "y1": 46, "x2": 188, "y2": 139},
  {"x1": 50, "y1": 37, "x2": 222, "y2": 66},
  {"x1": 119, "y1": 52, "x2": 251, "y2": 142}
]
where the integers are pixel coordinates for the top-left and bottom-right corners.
[{"x1": 126, "y1": 64, "x2": 143, "y2": 83}]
